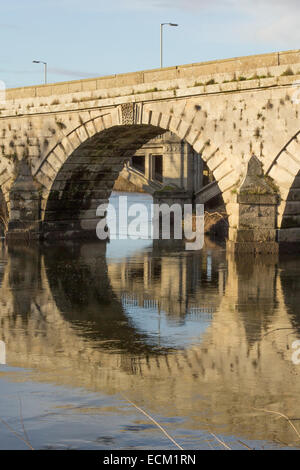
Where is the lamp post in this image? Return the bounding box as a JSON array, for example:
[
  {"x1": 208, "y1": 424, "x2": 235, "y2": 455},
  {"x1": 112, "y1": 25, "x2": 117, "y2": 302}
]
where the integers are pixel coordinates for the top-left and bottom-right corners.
[
  {"x1": 33, "y1": 60, "x2": 47, "y2": 84},
  {"x1": 160, "y1": 23, "x2": 178, "y2": 68}
]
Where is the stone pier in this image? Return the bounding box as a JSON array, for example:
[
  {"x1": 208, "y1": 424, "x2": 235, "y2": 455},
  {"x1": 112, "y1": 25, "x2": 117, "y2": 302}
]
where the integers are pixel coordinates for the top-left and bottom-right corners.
[{"x1": 227, "y1": 156, "x2": 280, "y2": 253}]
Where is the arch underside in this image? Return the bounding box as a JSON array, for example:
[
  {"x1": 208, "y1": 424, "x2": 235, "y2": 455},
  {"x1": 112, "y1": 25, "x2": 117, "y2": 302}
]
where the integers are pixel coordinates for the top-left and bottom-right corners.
[
  {"x1": 0, "y1": 189, "x2": 8, "y2": 234},
  {"x1": 264, "y1": 132, "x2": 300, "y2": 242},
  {"x1": 43, "y1": 125, "x2": 167, "y2": 238},
  {"x1": 42, "y1": 123, "x2": 229, "y2": 240},
  {"x1": 279, "y1": 169, "x2": 300, "y2": 243}
]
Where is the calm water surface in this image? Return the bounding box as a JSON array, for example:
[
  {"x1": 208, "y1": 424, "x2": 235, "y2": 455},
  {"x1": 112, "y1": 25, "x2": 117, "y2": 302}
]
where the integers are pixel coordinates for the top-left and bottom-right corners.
[{"x1": 0, "y1": 192, "x2": 299, "y2": 450}]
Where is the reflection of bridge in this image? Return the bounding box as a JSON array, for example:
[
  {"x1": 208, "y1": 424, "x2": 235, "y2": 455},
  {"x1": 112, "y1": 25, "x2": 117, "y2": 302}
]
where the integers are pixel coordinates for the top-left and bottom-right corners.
[
  {"x1": 108, "y1": 248, "x2": 224, "y2": 318},
  {"x1": 0, "y1": 241, "x2": 299, "y2": 445},
  {"x1": 121, "y1": 294, "x2": 215, "y2": 318}
]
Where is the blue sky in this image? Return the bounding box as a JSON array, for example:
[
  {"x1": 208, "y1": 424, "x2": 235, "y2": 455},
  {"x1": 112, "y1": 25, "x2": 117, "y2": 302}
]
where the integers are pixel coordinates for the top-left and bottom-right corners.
[{"x1": 1, "y1": 0, "x2": 300, "y2": 89}]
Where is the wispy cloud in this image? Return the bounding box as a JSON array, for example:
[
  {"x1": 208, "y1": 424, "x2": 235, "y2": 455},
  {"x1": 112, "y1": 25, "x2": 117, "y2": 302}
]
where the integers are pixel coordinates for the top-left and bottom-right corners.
[
  {"x1": 144, "y1": 0, "x2": 300, "y2": 10},
  {"x1": 0, "y1": 24, "x2": 18, "y2": 29},
  {"x1": 0, "y1": 69, "x2": 34, "y2": 75},
  {"x1": 235, "y1": 1, "x2": 300, "y2": 45},
  {"x1": 119, "y1": 0, "x2": 300, "y2": 45},
  {"x1": 145, "y1": 0, "x2": 300, "y2": 45},
  {"x1": 0, "y1": 67, "x2": 100, "y2": 80},
  {"x1": 48, "y1": 67, "x2": 101, "y2": 78}
]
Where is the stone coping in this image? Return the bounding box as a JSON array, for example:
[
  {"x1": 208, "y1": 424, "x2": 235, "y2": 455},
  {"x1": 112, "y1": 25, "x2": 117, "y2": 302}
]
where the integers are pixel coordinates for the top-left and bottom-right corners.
[{"x1": 0, "y1": 72, "x2": 299, "y2": 120}]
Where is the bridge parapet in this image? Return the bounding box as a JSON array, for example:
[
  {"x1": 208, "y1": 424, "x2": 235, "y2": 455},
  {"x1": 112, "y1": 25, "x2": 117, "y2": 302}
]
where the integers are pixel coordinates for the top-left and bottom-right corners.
[{"x1": 4, "y1": 49, "x2": 300, "y2": 102}]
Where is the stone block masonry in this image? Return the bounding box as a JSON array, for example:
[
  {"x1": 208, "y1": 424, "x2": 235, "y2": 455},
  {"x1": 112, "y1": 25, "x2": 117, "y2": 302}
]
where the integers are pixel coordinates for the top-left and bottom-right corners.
[{"x1": 1, "y1": 49, "x2": 300, "y2": 250}]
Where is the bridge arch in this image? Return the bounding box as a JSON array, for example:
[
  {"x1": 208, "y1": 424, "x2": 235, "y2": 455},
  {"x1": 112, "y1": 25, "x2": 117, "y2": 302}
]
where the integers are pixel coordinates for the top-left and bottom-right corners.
[
  {"x1": 266, "y1": 131, "x2": 300, "y2": 242},
  {"x1": 0, "y1": 188, "x2": 8, "y2": 235},
  {"x1": 34, "y1": 108, "x2": 236, "y2": 238}
]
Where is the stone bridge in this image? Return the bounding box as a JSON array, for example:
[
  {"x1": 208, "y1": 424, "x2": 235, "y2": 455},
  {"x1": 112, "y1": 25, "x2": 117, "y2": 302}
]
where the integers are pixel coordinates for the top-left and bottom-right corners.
[{"x1": 1, "y1": 49, "x2": 300, "y2": 251}]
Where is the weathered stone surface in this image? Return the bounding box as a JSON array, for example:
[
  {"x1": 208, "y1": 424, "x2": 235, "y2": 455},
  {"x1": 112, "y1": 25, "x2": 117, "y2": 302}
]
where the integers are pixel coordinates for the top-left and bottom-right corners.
[
  {"x1": 227, "y1": 155, "x2": 280, "y2": 252},
  {"x1": 7, "y1": 159, "x2": 41, "y2": 239},
  {"x1": 1, "y1": 49, "x2": 300, "y2": 247}
]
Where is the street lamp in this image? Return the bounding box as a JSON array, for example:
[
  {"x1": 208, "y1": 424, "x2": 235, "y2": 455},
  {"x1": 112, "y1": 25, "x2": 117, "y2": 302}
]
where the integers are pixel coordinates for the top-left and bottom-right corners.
[
  {"x1": 33, "y1": 60, "x2": 47, "y2": 84},
  {"x1": 160, "y1": 23, "x2": 178, "y2": 68}
]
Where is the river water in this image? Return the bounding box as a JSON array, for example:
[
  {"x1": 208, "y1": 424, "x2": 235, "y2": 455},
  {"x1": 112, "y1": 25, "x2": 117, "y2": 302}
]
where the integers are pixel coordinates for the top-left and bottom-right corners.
[{"x1": 0, "y1": 192, "x2": 299, "y2": 450}]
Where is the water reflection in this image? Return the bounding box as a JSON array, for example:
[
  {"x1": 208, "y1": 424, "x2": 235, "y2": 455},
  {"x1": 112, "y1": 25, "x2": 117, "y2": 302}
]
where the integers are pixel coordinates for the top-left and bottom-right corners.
[
  {"x1": 0, "y1": 238, "x2": 299, "y2": 448},
  {"x1": 107, "y1": 243, "x2": 223, "y2": 349}
]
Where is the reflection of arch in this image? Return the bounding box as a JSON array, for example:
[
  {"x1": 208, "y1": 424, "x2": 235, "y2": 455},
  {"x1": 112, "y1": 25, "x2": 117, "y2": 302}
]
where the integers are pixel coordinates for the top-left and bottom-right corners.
[
  {"x1": 43, "y1": 243, "x2": 171, "y2": 355},
  {"x1": 108, "y1": 245, "x2": 223, "y2": 323},
  {"x1": 33, "y1": 110, "x2": 234, "y2": 237},
  {"x1": 279, "y1": 255, "x2": 300, "y2": 336}
]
